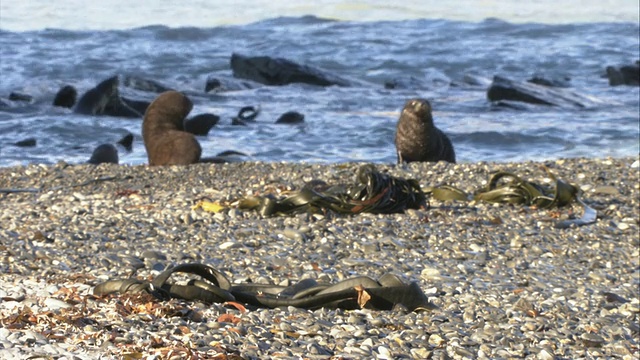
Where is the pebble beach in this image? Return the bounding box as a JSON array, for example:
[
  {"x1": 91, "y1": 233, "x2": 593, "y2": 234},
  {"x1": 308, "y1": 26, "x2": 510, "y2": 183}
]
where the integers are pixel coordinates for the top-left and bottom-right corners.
[{"x1": 0, "y1": 157, "x2": 638, "y2": 359}]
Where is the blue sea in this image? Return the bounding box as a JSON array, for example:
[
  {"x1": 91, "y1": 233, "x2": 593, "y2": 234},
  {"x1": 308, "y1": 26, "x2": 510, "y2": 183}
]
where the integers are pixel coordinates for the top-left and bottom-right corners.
[{"x1": 0, "y1": 1, "x2": 638, "y2": 166}]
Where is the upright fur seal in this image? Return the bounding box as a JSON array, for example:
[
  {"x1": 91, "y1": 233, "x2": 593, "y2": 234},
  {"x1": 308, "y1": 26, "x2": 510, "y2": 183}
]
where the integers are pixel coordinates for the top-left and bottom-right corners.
[
  {"x1": 74, "y1": 76, "x2": 142, "y2": 118},
  {"x1": 142, "y1": 91, "x2": 201, "y2": 166},
  {"x1": 395, "y1": 98, "x2": 456, "y2": 163}
]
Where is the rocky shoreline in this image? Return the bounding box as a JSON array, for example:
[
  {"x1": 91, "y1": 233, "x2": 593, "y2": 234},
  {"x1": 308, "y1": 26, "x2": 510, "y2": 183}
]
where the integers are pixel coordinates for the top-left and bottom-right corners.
[{"x1": 0, "y1": 157, "x2": 638, "y2": 359}]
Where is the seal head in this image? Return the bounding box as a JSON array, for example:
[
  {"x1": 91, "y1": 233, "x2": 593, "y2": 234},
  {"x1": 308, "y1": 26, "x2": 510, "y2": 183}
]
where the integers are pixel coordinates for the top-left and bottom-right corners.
[
  {"x1": 142, "y1": 91, "x2": 201, "y2": 166},
  {"x1": 395, "y1": 98, "x2": 456, "y2": 163}
]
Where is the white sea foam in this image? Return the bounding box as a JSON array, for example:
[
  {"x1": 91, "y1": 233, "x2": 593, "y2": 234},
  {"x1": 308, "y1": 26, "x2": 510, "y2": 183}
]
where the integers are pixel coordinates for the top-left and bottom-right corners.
[{"x1": 0, "y1": 0, "x2": 638, "y2": 31}]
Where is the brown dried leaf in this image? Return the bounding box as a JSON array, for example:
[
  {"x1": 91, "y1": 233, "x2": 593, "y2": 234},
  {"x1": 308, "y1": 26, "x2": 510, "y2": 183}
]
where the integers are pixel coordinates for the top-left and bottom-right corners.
[
  {"x1": 223, "y1": 301, "x2": 247, "y2": 313},
  {"x1": 355, "y1": 285, "x2": 371, "y2": 308},
  {"x1": 487, "y1": 214, "x2": 503, "y2": 225},
  {"x1": 217, "y1": 313, "x2": 241, "y2": 324},
  {"x1": 115, "y1": 189, "x2": 140, "y2": 197},
  {"x1": 585, "y1": 325, "x2": 599, "y2": 333},
  {"x1": 350, "y1": 186, "x2": 390, "y2": 213}
]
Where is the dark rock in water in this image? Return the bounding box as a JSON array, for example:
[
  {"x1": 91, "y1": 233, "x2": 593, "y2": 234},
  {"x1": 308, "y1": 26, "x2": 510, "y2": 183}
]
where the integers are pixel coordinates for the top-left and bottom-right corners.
[
  {"x1": 487, "y1": 75, "x2": 603, "y2": 108},
  {"x1": 384, "y1": 77, "x2": 432, "y2": 90},
  {"x1": 232, "y1": 106, "x2": 260, "y2": 126},
  {"x1": 384, "y1": 70, "x2": 451, "y2": 90},
  {"x1": 231, "y1": 117, "x2": 248, "y2": 126},
  {"x1": 13, "y1": 138, "x2": 37, "y2": 147},
  {"x1": 142, "y1": 91, "x2": 201, "y2": 166},
  {"x1": 74, "y1": 76, "x2": 142, "y2": 118},
  {"x1": 216, "y1": 150, "x2": 247, "y2": 157},
  {"x1": 606, "y1": 63, "x2": 639, "y2": 86},
  {"x1": 205, "y1": 75, "x2": 262, "y2": 93},
  {"x1": 276, "y1": 111, "x2": 305, "y2": 124},
  {"x1": 184, "y1": 113, "x2": 220, "y2": 136},
  {"x1": 122, "y1": 75, "x2": 173, "y2": 93},
  {"x1": 9, "y1": 92, "x2": 33, "y2": 102},
  {"x1": 117, "y1": 133, "x2": 134, "y2": 152},
  {"x1": 238, "y1": 106, "x2": 259, "y2": 121},
  {"x1": 230, "y1": 53, "x2": 355, "y2": 87},
  {"x1": 490, "y1": 100, "x2": 538, "y2": 111},
  {"x1": 527, "y1": 74, "x2": 571, "y2": 88},
  {"x1": 395, "y1": 98, "x2": 456, "y2": 164},
  {"x1": 103, "y1": 100, "x2": 143, "y2": 118},
  {"x1": 451, "y1": 74, "x2": 491, "y2": 88},
  {"x1": 87, "y1": 144, "x2": 119, "y2": 165},
  {"x1": 53, "y1": 85, "x2": 78, "y2": 108},
  {"x1": 121, "y1": 97, "x2": 151, "y2": 115},
  {"x1": 201, "y1": 150, "x2": 248, "y2": 163}
]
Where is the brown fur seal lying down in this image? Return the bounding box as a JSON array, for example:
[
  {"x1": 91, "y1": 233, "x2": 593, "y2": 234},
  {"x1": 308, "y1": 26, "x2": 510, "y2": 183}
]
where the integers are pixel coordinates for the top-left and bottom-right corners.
[
  {"x1": 142, "y1": 91, "x2": 201, "y2": 166},
  {"x1": 395, "y1": 98, "x2": 456, "y2": 163}
]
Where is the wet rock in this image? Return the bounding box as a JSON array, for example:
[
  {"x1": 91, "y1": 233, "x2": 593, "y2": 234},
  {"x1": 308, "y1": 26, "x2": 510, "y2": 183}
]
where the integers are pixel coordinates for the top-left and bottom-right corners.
[
  {"x1": 527, "y1": 74, "x2": 571, "y2": 88},
  {"x1": 384, "y1": 70, "x2": 451, "y2": 90},
  {"x1": 231, "y1": 105, "x2": 260, "y2": 126},
  {"x1": 184, "y1": 113, "x2": 220, "y2": 135},
  {"x1": 53, "y1": 85, "x2": 78, "y2": 108},
  {"x1": 460, "y1": 73, "x2": 493, "y2": 88},
  {"x1": 120, "y1": 97, "x2": 151, "y2": 115},
  {"x1": 275, "y1": 111, "x2": 305, "y2": 124},
  {"x1": 487, "y1": 75, "x2": 604, "y2": 108},
  {"x1": 13, "y1": 138, "x2": 37, "y2": 147},
  {"x1": 87, "y1": 144, "x2": 119, "y2": 165},
  {"x1": 230, "y1": 53, "x2": 358, "y2": 87},
  {"x1": 122, "y1": 75, "x2": 173, "y2": 93},
  {"x1": 8, "y1": 92, "x2": 33, "y2": 102},
  {"x1": 605, "y1": 62, "x2": 639, "y2": 86},
  {"x1": 204, "y1": 75, "x2": 262, "y2": 92},
  {"x1": 117, "y1": 133, "x2": 134, "y2": 152},
  {"x1": 581, "y1": 333, "x2": 605, "y2": 347}
]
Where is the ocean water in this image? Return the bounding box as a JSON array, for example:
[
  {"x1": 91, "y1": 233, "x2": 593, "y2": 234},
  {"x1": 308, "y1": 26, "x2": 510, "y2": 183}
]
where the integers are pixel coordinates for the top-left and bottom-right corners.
[{"x1": 0, "y1": 1, "x2": 638, "y2": 167}]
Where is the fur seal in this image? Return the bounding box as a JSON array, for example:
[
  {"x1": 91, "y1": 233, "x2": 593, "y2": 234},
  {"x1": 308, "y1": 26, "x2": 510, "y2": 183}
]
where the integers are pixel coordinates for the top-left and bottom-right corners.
[
  {"x1": 74, "y1": 76, "x2": 141, "y2": 118},
  {"x1": 87, "y1": 144, "x2": 119, "y2": 164},
  {"x1": 142, "y1": 91, "x2": 201, "y2": 166},
  {"x1": 394, "y1": 98, "x2": 456, "y2": 163}
]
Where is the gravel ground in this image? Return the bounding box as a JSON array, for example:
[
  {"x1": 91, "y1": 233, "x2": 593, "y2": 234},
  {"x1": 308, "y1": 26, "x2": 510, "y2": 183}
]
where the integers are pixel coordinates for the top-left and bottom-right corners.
[{"x1": 0, "y1": 157, "x2": 638, "y2": 359}]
